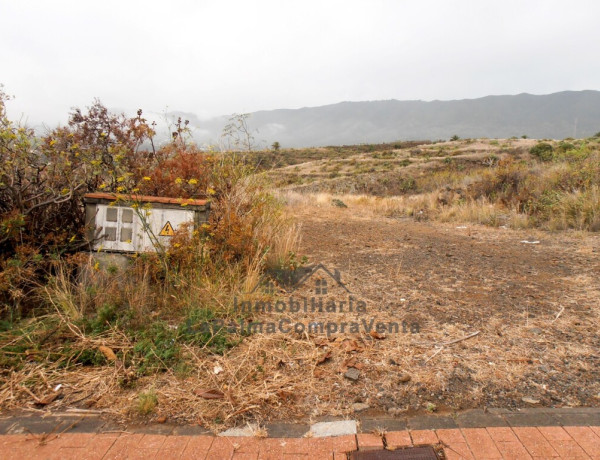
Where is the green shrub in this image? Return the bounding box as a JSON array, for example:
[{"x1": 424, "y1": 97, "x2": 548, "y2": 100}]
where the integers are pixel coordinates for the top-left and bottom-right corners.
[
  {"x1": 75, "y1": 349, "x2": 106, "y2": 366},
  {"x1": 556, "y1": 141, "x2": 576, "y2": 153},
  {"x1": 331, "y1": 199, "x2": 347, "y2": 208},
  {"x1": 397, "y1": 177, "x2": 417, "y2": 193},
  {"x1": 86, "y1": 303, "x2": 120, "y2": 333},
  {"x1": 179, "y1": 308, "x2": 241, "y2": 355},
  {"x1": 530, "y1": 142, "x2": 554, "y2": 161},
  {"x1": 132, "y1": 322, "x2": 180, "y2": 374}
]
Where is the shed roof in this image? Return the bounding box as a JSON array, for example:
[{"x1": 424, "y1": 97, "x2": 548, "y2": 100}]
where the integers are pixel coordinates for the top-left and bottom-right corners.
[{"x1": 84, "y1": 192, "x2": 209, "y2": 208}]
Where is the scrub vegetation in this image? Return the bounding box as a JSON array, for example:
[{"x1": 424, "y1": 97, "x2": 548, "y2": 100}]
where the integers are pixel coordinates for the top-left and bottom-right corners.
[
  {"x1": 0, "y1": 87, "x2": 300, "y2": 423},
  {"x1": 273, "y1": 137, "x2": 600, "y2": 231}
]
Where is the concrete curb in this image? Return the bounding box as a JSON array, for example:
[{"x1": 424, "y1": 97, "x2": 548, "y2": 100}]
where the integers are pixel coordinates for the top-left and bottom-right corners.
[{"x1": 1, "y1": 407, "x2": 599, "y2": 438}]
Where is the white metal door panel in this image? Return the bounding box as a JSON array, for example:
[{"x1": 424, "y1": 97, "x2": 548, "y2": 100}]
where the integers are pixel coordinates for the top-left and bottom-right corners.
[
  {"x1": 139, "y1": 208, "x2": 195, "y2": 252},
  {"x1": 95, "y1": 205, "x2": 136, "y2": 252}
]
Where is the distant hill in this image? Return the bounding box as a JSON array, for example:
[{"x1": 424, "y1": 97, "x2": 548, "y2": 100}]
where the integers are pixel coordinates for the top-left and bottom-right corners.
[{"x1": 189, "y1": 90, "x2": 600, "y2": 148}]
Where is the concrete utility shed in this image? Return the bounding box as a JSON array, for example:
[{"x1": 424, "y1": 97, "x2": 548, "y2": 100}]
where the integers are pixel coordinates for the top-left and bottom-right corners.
[{"x1": 84, "y1": 193, "x2": 209, "y2": 253}]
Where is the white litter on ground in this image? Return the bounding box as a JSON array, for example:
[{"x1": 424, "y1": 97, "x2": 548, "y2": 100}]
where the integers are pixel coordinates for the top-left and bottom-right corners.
[
  {"x1": 218, "y1": 424, "x2": 258, "y2": 437},
  {"x1": 308, "y1": 420, "x2": 358, "y2": 438}
]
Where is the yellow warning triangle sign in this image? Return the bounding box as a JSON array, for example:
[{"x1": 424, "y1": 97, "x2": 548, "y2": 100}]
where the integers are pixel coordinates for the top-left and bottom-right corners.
[{"x1": 159, "y1": 221, "x2": 175, "y2": 236}]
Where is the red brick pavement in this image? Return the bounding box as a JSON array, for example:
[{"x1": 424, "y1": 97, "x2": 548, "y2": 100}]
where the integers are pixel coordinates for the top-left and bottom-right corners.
[{"x1": 2, "y1": 426, "x2": 599, "y2": 459}]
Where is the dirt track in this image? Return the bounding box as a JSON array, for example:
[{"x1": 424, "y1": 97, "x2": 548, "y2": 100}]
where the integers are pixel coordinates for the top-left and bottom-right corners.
[{"x1": 294, "y1": 204, "x2": 600, "y2": 413}]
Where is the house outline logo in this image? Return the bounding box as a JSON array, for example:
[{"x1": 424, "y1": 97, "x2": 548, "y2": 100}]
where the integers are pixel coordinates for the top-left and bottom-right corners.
[
  {"x1": 250, "y1": 263, "x2": 350, "y2": 295},
  {"x1": 292, "y1": 263, "x2": 350, "y2": 294}
]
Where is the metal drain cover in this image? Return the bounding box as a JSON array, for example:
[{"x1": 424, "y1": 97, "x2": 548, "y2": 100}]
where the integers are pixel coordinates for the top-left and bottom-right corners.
[{"x1": 349, "y1": 446, "x2": 440, "y2": 460}]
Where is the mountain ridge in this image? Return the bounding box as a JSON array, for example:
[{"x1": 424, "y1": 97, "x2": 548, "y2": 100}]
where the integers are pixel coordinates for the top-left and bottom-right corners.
[{"x1": 188, "y1": 90, "x2": 600, "y2": 148}]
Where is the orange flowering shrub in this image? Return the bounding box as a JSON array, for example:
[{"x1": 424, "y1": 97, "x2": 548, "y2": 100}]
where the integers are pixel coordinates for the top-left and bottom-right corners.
[{"x1": 137, "y1": 147, "x2": 210, "y2": 198}]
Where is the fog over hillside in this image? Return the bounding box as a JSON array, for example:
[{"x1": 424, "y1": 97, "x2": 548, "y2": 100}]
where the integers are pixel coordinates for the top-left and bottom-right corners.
[{"x1": 185, "y1": 90, "x2": 600, "y2": 148}]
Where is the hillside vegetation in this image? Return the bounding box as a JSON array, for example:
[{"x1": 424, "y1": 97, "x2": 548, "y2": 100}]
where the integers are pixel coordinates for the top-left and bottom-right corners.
[{"x1": 269, "y1": 136, "x2": 600, "y2": 232}]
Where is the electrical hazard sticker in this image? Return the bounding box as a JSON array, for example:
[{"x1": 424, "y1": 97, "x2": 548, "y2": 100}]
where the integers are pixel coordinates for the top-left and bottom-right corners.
[{"x1": 159, "y1": 221, "x2": 175, "y2": 236}]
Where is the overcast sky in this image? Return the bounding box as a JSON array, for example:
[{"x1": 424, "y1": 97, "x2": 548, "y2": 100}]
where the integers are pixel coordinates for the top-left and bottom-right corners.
[{"x1": 2, "y1": 0, "x2": 599, "y2": 126}]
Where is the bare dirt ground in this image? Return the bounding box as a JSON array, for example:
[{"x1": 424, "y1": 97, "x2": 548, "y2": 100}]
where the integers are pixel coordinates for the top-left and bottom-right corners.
[{"x1": 286, "y1": 202, "x2": 600, "y2": 417}]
